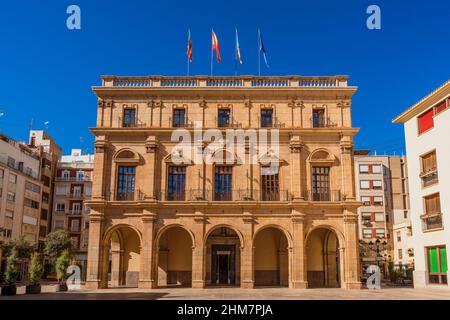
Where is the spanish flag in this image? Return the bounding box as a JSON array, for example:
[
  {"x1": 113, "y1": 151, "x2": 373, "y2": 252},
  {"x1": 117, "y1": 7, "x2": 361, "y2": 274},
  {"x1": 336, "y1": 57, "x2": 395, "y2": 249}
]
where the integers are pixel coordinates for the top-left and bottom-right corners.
[
  {"x1": 187, "y1": 29, "x2": 193, "y2": 62},
  {"x1": 212, "y1": 29, "x2": 221, "y2": 62}
]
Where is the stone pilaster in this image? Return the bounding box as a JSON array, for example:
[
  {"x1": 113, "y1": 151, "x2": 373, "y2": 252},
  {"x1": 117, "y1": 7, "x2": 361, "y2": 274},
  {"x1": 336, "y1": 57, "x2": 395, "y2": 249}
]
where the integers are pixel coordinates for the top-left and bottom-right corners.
[
  {"x1": 241, "y1": 213, "x2": 255, "y2": 288},
  {"x1": 191, "y1": 211, "x2": 205, "y2": 288},
  {"x1": 139, "y1": 212, "x2": 157, "y2": 288},
  {"x1": 291, "y1": 211, "x2": 308, "y2": 288},
  {"x1": 85, "y1": 212, "x2": 104, "y2": 289},
  {"x1": 340, "y1": 135, "x2": 356, "y2": 200},
  {"x1": 144, "y1": 136, "x2": 158, "y2": 200},
  {"x1": 290, "y1": 136, "x2": 304, "y2": 200},
  {"x1": 93, "y1": 136, "x2": 107, "y2": 200},
  {"x1": 343, "y1": 210, "x2": 361, "y2": 289}
]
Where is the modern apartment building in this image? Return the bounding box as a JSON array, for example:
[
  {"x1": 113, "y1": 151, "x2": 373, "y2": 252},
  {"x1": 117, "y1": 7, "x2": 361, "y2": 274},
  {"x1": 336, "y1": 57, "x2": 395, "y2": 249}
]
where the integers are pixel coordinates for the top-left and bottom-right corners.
[
  {"x1": 53, "y1": 149, "x2": 93, "y2": 280},
  {"x1": 354, "y1": 152, "x2": 412, "y2": 275},
  {"x1": 29, "y1": 130, "x2": 62, "y2": 249},
  {"x1": 85, "y1": 75, "x2": 362, "y2": 290},
  {"x1": 393, "y1": 80, "x2": 449, "y2": 287},
  {"x1": 0, "y1": 132, "x2": 43, "y2": 275}
]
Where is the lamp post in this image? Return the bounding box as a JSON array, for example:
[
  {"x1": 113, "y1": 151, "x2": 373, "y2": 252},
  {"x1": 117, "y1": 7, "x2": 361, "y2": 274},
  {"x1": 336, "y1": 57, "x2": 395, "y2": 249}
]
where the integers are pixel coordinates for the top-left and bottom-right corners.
[{"x1": 368, "y1": 238, "x2": 388, "y2": 273}]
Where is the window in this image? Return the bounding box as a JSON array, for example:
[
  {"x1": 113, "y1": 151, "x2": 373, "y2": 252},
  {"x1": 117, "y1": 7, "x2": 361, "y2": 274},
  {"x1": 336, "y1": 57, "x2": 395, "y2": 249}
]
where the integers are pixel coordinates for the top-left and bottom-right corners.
[
  {"x1": 54, "y1": 220, "x2": 65, "y2": 230},
  {"x1": 398, "y1": 249, "x2": 403, "y2": 260},
  {"x1": 397, "y1": 231, "x2": 401, "y2": 242},
  {"x1": 376, "y1": 229, "x2": 385, "y2": 238},
  {"x1": 117, "y1": 166, "x2": 136, "y2": 200},
  {"x1": 62, "y1": 170, "x2": 70, "y2": 179},
  {"x1": 373, "y1": 196, "x2": 383, "y2": 206},
  {"x1": 372, "y1": 165, "x2": 382, "y2": 174},
  {"x1": 360, "y1": 180, "x2": 370, "y2": 190},
  {"x1": 42, "y1": 192, "x2": 49, "y2": 204},
  {"x1": 24, "y1": 198, "x2": 39, "y2": 209},
  {"x1": 3, "y1": 229, "x2": 12, "y2": 238},
  {"x1": 421, "y1": 151, "x2": 438, "y2": 187},
  {"x1": 418, "y1": 108, "x2": 434, "y2": 134},
  {"x1": 7, "y1": 156, "x2": 15, "y2": 168},
  {"x1": 72, "y1": 203, "x2": 81, "y2": 214},
  {"x1": 9, "y1": 173, "x2": 17, "y2": 184},
  {"x1": 372, "y1": 180, "x2": 382, "y2": 190},
  {"x1": 375, "y1": 213, "x2": 384, "y2": 222},
  {"x1": 40, "y1": 209, "x2": 48, "y2": 220},
  {"x1": 261, "y1": 171, "x2": 279, "y2": 201},
  {"x1": 56, "y1": 186, "x2": 67, "y2": 195},
  {"x1": 0, "y1": 168, "x2": 4, "y2": 178},
  {"x1": 359, "y1": 165, "x2": 369, "y2": 174},
  {"x1": 434, "y1": 100, "x2": 448, "y2": 115},
  {"x1": 5, "y1": 210, "x2": 14, "y2": 218},
  {"x1": 214, "y1": 166, "x2": 233, "y2": 201},
  {"x1": 312, "y1": 167, "x2": 330, "y2": 201},
  {"x1": 73, "y1": 186, "x2": 82, "y2": 197},
  {"x1": 363, "y1": 229, "x2": 372, "y2": 239},
  {"x1": 76, "y1": 171, "x2": 85, "y2": 181},
  {"x1": 312, "y1": 109, "x2": 326, "y2": 128},
  {"x1": 261, "y1": 109, "x2": 273, "y2": 128},
  {"x1": 7, "y1": 192, "x2": 15, "y2": 203},
  {"x1": 423, "y1": 193, "x2": 442, "y2": 231},
  {"x1": 25, "y1": 181, "x2": 41, "y2": 193},
  {"x1": 361, "y1": 213, "x2": 372, "y2": 224},
  {"x1": 361, "y1": 196, "x2": 371, "y2": 206},
  {"x1": 122, "y1": 108, "x2": 136, "y2": 127},
  {"x1": 218, "y1": 109, "x2": 231, "y2": 127},
  {"x1": 167, "y1": 166, "x2": 186, "y2": 201},
  {"x1": 56, "y1": 203, "x2": 66, "y2": 212},
  {"x1": 424, "y1": 193, "x2": 441, "y2": 215},
  {"x1": 173, "y1": 108, "x2": 186, "y2": 128},
  {"x1": 427, "y1": 246, "x2": 447, "y2": 285},
  {"x1": 69, "y1": 219, "x2": 81, "y2": 232},
  {"x1": 39, "y1": 226, "x2": 47, "y2": 238}
]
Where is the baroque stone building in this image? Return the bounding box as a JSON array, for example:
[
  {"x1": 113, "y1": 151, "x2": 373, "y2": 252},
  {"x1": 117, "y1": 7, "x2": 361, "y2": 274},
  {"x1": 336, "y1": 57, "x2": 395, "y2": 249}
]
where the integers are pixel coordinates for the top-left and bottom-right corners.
[{"x1": 85, "y1": 75, "x2": 362, "y2": 290}]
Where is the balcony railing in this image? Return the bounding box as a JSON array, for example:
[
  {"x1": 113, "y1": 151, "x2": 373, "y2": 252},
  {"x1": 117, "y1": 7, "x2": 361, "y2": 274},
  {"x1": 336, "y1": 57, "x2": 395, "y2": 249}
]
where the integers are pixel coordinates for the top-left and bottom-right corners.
[
  {"x1": 421, "y1": 212, "x2": 443, "y2": 231},
  {"x1": 156, "y1": 189, "x2": 291, "y2": 202},
  {"x1": 156, "y1": 189, "x2": 211, "y2": 201},
  {"x1": 420, "y1": 169, "x2": 439, "y2": 187},
  {"x1": 302, "y1": 190, "x2": 341, "y2": 201},
  {"x1": 311, "y1": 117, "x2": 337, "y2": 128},
  {"x1": 103, "y1": 189, "x2": 146, "y2": 201},
  {"x1": 55, "y1": 176, "x2": 92, "y2": 182}
]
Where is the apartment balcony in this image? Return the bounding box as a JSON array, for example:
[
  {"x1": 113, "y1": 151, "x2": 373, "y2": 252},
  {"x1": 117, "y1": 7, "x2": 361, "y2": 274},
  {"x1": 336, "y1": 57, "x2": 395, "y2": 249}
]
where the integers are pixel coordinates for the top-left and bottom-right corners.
[
  {"x1": 302, "y1": 190, "x2": 341, "y2": 202},
  {"x1": 103, "y1": 189, "x2": 146, "y2": 201},
  {"x1": 420, "y1": 169, "x2": 439, "y2": 187},
  {"x1": 310, "y1": 117, "x2": 337, "y2": 128},
  {"x1": 421, "y1": 212, "x2": 443, "y2": 231},
  {"x1": 55, "y1": 176, "x2": 92, "y2": 182},
  {"x1": 67, "y1": 192, "x2": 89, "y2": 199}
]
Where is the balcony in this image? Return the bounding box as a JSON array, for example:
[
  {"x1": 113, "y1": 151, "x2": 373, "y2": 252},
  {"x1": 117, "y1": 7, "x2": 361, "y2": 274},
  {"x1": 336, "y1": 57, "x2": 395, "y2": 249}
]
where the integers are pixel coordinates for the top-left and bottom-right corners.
[
  {"x1": 156, "y1": 189, "x2": 291, "y2": 202},
  {"x1": 302, "y1": 190, "x2": 341, "y2": 201},
  {"x1": 55, "y1": 176, "x2": 92, "y2": 182},
  {"x1": 103, "y1": 189, "x2": 146, "y2": 201},
  {"x1": 421, "y1": 212, "x2": 443, "y2": 231},
  {"x1": 420, "y1": 168, "x2": 439, "y2": 187},
  {"x1": 310, "y1": 117, "x2": 337, "y2": 128}
]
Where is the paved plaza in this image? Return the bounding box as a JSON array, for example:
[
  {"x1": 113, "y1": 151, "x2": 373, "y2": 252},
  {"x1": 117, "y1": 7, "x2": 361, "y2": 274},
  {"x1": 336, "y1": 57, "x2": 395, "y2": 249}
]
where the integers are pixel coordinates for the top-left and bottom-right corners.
[{"x1": 1, "y1": 285, "x2": 449, "y2": 300}]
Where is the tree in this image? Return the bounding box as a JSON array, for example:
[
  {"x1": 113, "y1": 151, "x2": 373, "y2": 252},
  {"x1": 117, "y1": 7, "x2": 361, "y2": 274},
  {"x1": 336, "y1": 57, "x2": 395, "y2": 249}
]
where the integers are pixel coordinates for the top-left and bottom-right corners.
[
  {"x1": 5, "y1": 250, "x2": 19, "y2": 285},
  {"x1": 1, "y1": 236, "x2": 33, "y2": 259},
  {"x1": 44, "y1": 230, "x2": 73, "y2": 261},
  {"x1": 28, "y1": 252, "x2": 44, "y2": 285},
  {"x1": 55, "y1": 250, "x2": 71, "y2": 283}
]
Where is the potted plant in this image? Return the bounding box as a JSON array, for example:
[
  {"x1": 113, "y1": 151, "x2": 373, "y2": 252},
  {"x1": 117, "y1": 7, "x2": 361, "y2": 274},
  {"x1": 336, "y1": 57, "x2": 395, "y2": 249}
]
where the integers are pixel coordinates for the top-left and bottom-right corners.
[
  {"x1": 1, "y1": 251, "x2": 19, "y2": 296},
  {"x1": 26, "y1": 252, "x2": 43, "y2": 294},
  {"x1": 55, "y1": 250, "x2": 70, "y2": 292}
]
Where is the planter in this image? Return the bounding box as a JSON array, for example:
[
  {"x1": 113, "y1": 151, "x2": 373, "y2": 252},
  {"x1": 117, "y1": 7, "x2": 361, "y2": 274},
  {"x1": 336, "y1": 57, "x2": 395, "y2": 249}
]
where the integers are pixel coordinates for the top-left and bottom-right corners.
[
  {"x1": 26, "y1": 284, "x2": 41, "y2": 294},
  {"x1": 1, "y1": 285, "x2": 17, "y2": 296},
  {"x1": 55, "y1": 283, "x2": 68, "y2": 292}
]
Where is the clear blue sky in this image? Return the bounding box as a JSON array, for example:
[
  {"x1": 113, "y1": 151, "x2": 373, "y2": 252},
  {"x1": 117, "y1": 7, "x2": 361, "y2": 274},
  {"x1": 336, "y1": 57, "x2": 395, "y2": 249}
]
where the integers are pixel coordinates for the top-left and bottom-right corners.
[{"x1": 0, "y1": 0, "x2": 449, "y2": 155}]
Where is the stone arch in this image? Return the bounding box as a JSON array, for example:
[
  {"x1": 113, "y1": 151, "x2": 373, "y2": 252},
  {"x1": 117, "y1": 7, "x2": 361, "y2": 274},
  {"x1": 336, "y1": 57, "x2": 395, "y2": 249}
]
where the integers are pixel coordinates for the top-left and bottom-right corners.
[
  {"x1": 305, "y1": 225, "x2": 344, "y2": 288},
  {"x1": 155, "y1": 224, "x2": 194, "y2": 287},
  {"x1": 253, "y1": 225, "x2": 291, "y2": 287},
  {"x1": 101, "y1": 224, "x2": 142, "y2": 288},
  {"x1": 204, "y1": 224, "x2": 244, "y2": 247},
  {"x1": 307, "y1": 148, "x2": 335, "y2": 162},
  {"x1": 113, "y1": 148, "x2": 140, "y2": 162},
  {"x1": 210, "y1": 148, "x2": 241, "y2": 165}
]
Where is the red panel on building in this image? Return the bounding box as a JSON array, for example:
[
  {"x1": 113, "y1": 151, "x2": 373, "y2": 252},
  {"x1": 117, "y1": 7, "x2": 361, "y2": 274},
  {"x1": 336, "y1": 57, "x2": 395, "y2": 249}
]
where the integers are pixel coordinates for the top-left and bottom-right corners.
[
  {"x1": 418, "y1": 108, "x2": 434, "y2": 134},
  {"x1": 435, "y1": 100, "x2": 447, "y2": 115}
]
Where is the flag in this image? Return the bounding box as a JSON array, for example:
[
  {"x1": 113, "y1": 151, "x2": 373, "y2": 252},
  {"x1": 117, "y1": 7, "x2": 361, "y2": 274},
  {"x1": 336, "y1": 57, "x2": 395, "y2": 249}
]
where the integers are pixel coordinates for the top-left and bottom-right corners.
[
  {"x1": 258, "y1": 29, "x2": 269, "y2": 67},
  {"x1": 187, "y1": 29, "x2": 193, "y2": 62},
  {"x1": 212, "y1": 29, "x2": 221, "y2": 62},
  {"x1": 235, "y1": 28, "x2": 243, "y2": 64}
]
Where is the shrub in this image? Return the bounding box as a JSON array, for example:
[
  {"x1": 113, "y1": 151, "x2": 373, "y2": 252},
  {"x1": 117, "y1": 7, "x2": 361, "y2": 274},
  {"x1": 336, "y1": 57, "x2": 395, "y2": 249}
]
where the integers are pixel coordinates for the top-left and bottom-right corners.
[
  {"x1": 55, "y1": 250, "x2": 71, "y2": 283},
  {"x1": 28, "y1": 252, "x2": 44, "y2": 285},
  {"x1": 44, "y1": 231, "x2": 73, "y2": 261},
  {"x1": 4, "y1": 251, "x2": 19, "y2": 285}
]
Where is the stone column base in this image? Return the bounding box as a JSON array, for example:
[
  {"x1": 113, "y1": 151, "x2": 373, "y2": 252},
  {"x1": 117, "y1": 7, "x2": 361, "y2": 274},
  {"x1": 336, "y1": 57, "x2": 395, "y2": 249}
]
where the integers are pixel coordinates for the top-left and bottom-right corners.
[
  {"x1": 85, "y1": 280, "x2": 101, "y2": 290},
  {"x1": 290, "y1": 281, "x2": 308, "y2": 289},
  {"x1": 139, "y1": 280, "x2": 156, "y2": 289},
  {"x1": 241, "y1": 280, "x2": 254, "y2": 289},
  {"x1": 192, "y1": 280, "x2": 205, "y2": 289},
  {"x1": 343, "y1": 281, "x2": 362, "y2": 289}
]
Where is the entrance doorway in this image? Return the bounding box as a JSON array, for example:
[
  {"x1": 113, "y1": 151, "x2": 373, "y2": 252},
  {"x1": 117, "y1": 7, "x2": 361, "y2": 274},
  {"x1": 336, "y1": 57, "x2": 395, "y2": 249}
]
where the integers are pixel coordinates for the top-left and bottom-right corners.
[
  {"x1": 212, "y1": 245, "x2": 235, "y2": 285},
  {"x1": 206, "y1": 227, "x2": 241, "y2": 286}
]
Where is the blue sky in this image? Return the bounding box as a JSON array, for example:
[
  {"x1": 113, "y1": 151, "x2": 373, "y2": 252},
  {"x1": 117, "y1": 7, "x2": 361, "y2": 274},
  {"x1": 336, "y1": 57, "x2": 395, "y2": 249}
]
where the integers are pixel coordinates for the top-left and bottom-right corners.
[{"x1": 0, "y1": 0, "x2": 449, "y2": 155}]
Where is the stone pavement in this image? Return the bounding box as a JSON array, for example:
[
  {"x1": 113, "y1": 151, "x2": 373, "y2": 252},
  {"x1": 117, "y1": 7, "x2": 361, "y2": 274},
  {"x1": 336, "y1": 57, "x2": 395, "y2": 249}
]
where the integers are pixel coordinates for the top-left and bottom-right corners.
[{"x1": 1, "y1": 285, "x2": 450, "y2": 300}]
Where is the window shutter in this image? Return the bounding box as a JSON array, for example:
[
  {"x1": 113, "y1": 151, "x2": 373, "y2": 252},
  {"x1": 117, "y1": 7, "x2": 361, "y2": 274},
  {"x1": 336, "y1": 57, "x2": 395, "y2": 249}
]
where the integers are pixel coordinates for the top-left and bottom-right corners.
[
  {"x1": 371, "y1": 229, "x2": 376, "y2": 238},
  {"x1": 435, "y1": 101, "x2": 447, "y2": 115},
  {"x1": 371, "y1": 212, "x2": 375, "y2": 222},
  {"x1": 418, "y1": 108, "x2": 434, "y2": 134}
]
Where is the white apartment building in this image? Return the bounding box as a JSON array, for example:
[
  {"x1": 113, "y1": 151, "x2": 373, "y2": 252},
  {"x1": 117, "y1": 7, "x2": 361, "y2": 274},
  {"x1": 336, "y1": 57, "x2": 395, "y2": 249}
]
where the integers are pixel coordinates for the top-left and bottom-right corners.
[{"x1": 394, "y1": 80, "x2": 449, "y2": 287}]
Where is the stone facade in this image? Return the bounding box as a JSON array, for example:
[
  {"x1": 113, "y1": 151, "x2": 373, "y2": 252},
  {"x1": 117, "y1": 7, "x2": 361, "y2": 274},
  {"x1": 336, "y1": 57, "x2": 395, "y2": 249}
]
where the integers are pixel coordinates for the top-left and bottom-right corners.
[{"x1": 85, "y1": 76, "x2": 362, "y2": 290}]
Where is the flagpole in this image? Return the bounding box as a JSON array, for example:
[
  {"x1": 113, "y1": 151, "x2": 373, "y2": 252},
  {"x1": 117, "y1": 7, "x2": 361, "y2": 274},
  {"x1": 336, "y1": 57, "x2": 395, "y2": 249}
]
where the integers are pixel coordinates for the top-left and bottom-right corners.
[
  {"x1": 234, "y1": 28, "x2": 237, "y2": 76},
  {"x1": 258, "y1": 29, "x2": 261, "y2": 76},
  {"x1": 211, "y1": 29, "x2": 214, "y2": 77}
]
